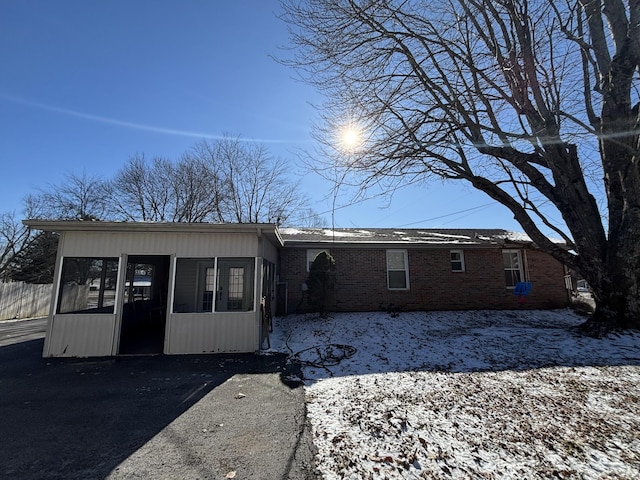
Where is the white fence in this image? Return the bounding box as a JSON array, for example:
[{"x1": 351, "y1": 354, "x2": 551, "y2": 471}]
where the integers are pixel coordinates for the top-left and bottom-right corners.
[{"x1": 0, "y1": 282, "x2": 53, "y2": 320}]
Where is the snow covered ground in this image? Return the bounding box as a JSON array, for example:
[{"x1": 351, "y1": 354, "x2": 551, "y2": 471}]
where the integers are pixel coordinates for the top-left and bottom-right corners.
[{"x1": 270, "y1": 310, "x2": 640, "y2": 479}]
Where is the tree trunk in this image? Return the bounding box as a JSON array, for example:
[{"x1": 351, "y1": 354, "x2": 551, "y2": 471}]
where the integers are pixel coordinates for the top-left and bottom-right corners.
[
  {"x1": 582, "y1": 27, "x2": 640, "y2": 335},
  {"x1": 582, "y1": 238, "x2": 640, "y2": 335}
]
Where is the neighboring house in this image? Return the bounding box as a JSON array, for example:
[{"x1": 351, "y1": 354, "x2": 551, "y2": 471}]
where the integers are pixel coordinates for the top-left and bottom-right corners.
[
  {"x1": 277, "y1": 228, "x2": 569, "y2": 314},
  {"x1": 24, "y1": 221, "x2": 569, "y2": 358}
]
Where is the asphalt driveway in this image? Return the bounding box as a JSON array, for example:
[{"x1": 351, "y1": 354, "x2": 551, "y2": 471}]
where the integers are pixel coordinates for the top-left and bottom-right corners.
[{"x1": 0, "y1": 319, "x2": 319, "y2": 480}]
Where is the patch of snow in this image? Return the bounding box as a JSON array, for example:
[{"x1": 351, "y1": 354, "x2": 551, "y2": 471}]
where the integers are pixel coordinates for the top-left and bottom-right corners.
[
  {"x1": 418, "y1": 231, "x2": 473, "y2": 240},
  {"x1": 502, "y1": 231, "x2": 533, "y2": 242},
  {"x1": 321, "y1": 229, "x2": 375, "y2": 238},
  {"x1": 278, "y1": 228, "x2": 305, "y2": 235},
  {"x1": 271, "y1": 310, "x2": 640, "y2": 479},
  {"x1": 499, "y1": 231, "x2": 567, "y2": 244}
]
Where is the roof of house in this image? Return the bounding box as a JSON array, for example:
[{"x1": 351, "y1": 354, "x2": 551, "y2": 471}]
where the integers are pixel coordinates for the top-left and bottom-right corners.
[
  {"x1": 22, "y1": 220, "x2": 285, "y2": 247},
  {"x1": 279, "y1": 227, "x2": 534, "y2": 247},
  {"x1": 23, "y1": 220, "x2": 540, "y2": 249}
]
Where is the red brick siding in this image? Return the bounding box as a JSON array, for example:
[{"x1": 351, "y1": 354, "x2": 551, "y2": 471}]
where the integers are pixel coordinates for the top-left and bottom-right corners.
[{"x1": 277, "y1": 246, "x2": 569, "y2": 314}]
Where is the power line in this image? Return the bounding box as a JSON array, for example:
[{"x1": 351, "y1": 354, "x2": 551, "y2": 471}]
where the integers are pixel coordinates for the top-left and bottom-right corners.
[{"x1": 396, "y1": 202, "x2": 497, "y2": 227}]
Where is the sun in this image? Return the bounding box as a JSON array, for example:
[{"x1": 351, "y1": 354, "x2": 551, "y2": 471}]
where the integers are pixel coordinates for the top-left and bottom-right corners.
[{"x1": 338, "y1": 124, "x2": 363, "y2": 152}]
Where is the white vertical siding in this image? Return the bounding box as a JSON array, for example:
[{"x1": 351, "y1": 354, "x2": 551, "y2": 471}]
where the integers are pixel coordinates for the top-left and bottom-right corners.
[
  {"x1": 45, "y1": 314, "x2": 116, "y2": 357},
  {"x1": 60, "y1": 232, "x2": 260, "y2": 257},
  {"x1": 166, "y1": 312, "x2": 258, "y2": 354}
]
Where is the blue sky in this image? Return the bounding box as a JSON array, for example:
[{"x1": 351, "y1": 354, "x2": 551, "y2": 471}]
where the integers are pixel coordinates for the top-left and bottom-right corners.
[{"x1": 0, "y1": 0, "x2": 522, "y2": 230}]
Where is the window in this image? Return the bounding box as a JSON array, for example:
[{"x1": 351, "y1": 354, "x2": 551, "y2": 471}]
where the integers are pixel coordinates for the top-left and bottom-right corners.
[
  {"x1": 503, "y1": 250, "x2": 524, "y2": 288},
  {"x1": 123, "y1": 261, "x2": 156, "y2": 304},
  {"x1": 307, "y1": 249, "x2": 329, "y2": 271},
  {"x1": 173, "y1": 259, "x2": 214, "y2": 313},
  {"x1": 450, "y1": 250, "x2": 465, "y2": 272},
  {"x1": 202, "y1": 267, "x2": 215, "y2": 311},
  {"x1": 57, "y1": 257, "x2": 119, "y2": 314},
  {"x1": 386, "y1": 250, "x2": 409, "y2": 290},
  {"x1": 172, "y1": 258, "x2": 255, "y2": 313}
]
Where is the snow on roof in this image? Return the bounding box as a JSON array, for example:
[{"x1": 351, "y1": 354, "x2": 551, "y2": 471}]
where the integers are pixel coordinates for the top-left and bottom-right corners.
[{"x1": 278, "y1": 227, "x2": 531, "y2": 246}]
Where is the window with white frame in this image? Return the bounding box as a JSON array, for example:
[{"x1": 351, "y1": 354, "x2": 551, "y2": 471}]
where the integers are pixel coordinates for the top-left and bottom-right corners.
[
  {"x1": 450, "y1": 250, "x2": 465, "y2": 272},
  {"x1": 503, "y1": 250, "x2": 524, "y2": 288},
  {"x1": 307, "y1": 249, "x2": 329, "y2": 271},
  {"x1": 386, "y1": 249, "x2": 409, "y2": 290}
]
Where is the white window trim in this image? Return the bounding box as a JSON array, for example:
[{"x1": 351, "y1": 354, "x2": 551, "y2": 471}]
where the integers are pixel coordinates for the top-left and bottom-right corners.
[
  {"x1": 386, "y1": 249, "x2": 410, "y2": 290},
  {"x1": 450, "y1": 249, "x2": 465, "y2": 272},
  {"x1": 503, "y1": 249, "x2": 524, "y2": 289}
]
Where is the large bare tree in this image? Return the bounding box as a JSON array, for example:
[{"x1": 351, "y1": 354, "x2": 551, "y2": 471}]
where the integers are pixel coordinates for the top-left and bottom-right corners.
[
  {"x1": 281, "y1": 0, "x2": 640, "y2": 332},
  {"x1": 194, "y1": 136, "x2": 324, "y2": 226},
  {"x1": 33, "y1": 171, "x2": 110, "y2": 221},
  {"x1": 107, "y1": 138, "x2": 324, "y2": 226},
  {"x1": 108, "y1": 153, "x2": 222, "y2": 222}
]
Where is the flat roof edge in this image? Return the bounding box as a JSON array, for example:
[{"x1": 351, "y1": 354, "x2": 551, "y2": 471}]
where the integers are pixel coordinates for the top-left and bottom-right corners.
[{"x1": 23, "y1": 220, "x2": 282, "y2": 243}]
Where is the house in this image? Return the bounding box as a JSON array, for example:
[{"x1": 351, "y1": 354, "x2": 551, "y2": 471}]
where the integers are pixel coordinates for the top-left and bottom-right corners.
[
  {"x1": 277, "y1": 227, "x2": 569, "y2": 314},
  {"x1": 24, "y1": 221, "x2": 569, "y2": 357}
]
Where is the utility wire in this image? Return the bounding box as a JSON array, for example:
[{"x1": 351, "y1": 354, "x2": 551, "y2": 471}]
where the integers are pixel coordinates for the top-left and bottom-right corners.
[{"x1": 394, "y1": 202, "x2": 497, "y2": 227}]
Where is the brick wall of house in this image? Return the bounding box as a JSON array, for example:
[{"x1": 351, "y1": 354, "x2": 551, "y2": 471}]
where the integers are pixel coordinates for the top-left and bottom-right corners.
[{"x1": 277, "y1": 246, "x2": 569, "y2": 314}]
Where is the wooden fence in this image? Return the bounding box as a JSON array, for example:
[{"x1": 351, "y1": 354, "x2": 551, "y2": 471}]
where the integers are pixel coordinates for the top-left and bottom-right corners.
[{"x1": 0, "y1": 282, "x2": 53, "y2": 320}]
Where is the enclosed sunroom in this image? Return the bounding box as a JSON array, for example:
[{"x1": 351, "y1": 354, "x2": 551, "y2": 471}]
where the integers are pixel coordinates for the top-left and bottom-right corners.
[{"x1": 24, "y1": 220, "x2": 281, "y2": 357}]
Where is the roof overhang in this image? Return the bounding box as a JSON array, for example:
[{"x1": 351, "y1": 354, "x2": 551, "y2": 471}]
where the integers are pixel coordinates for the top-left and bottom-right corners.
[{"x1": 23, "y1": 220, "x2": 285, "y2": 247}]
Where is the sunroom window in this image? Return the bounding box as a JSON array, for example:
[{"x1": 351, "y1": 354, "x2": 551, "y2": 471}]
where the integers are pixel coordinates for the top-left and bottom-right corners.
[
  {"x1": 57, "y1": 257, "x2": 119, "y2": 314},
  {"x1": 173, "y1": 258, "x2": 255, "y2": 313}
]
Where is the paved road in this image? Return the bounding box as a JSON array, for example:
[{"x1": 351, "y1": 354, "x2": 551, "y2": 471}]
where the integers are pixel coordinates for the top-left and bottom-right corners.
[
  {"x1": 0, "y1": 316, "x2": 48, "y2": 347},
  {"x1": 0, "y1": 319, "x2": 319, "y2": 480}
]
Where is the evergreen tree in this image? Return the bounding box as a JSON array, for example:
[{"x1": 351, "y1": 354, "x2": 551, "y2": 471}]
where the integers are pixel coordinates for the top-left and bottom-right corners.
[
  {"x1": 307, "y1": 251, "x2": 335, "y2": 317},
  {"x1": 7, "y1": 231, "x2": 58, "y2": 284}
]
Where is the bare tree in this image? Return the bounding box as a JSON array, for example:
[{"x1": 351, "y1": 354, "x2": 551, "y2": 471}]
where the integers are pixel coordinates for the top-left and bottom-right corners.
[
  {"x1": 195, "y1": 136, "x2": 322, "y2": 226},
  {"x1": 281, "y1": 0, "x2": 640, "y2": 332},
  {"x1": 172, "y1": 154, "x2": 222, "y2": 222},
  {"x1": 108, "y1": 154, "x2": 176, "y2": 222},
  {"x1": 107, "y1": 138, "x2": 322, "y2": 225},
  {"x1": 33, "y1": 171, "x2": 110, "y2": 221}
]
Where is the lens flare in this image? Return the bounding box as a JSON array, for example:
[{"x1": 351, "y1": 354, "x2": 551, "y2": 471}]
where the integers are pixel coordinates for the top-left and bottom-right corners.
[{"x1": 339, "y1": 124, "x2": 363, "y2": 151}]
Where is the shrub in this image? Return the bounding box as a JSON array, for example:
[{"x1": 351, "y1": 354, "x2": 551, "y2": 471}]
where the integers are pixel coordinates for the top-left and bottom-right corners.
[{"x1": 307, "y1": 251, "x2": 336, "y2": 317}]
